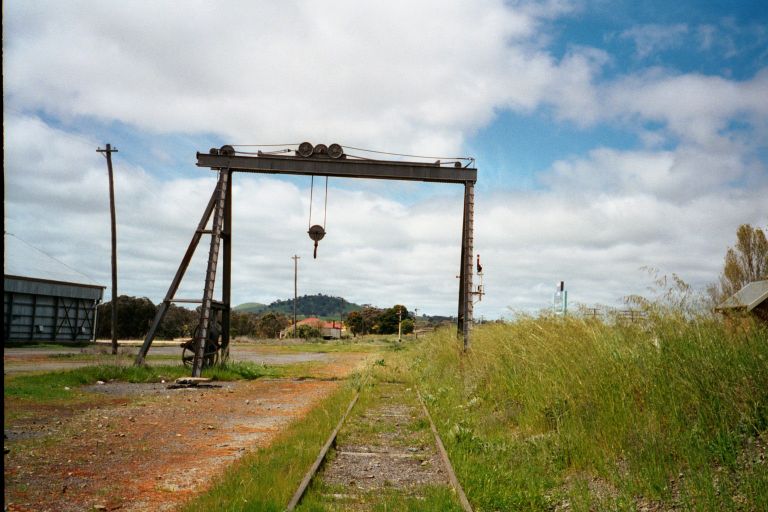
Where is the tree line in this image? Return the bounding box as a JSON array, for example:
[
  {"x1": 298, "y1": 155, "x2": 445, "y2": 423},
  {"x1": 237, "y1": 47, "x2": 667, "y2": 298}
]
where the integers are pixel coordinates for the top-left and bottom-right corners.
[
  {"x1": 95, "y1": 299, "x2": 292, "y2": 340},
  {"x1": 345, "y1": 304, "x2": 414, "y2": 336},
  {"x1": 96, "y1": 299, "x2": 420, "y2": 340},
  {"x1": 709, "y1": 223, "x2": 768, "y2": 304}
]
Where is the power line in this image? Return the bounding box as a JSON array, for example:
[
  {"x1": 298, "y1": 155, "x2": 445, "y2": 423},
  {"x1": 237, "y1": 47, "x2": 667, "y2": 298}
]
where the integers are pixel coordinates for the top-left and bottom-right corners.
[
  {"x1": 4, "y1": 231, "x2": 98, "y2": 283},
  {"x1": 341, "y1": 144, "x2": 474, "y2": 162}
]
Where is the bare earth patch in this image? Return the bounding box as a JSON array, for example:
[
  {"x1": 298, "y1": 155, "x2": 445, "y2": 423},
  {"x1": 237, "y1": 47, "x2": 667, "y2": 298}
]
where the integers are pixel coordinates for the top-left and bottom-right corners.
[{"x1": 4, "y1": 350, "x2": 373, "y2": 512}]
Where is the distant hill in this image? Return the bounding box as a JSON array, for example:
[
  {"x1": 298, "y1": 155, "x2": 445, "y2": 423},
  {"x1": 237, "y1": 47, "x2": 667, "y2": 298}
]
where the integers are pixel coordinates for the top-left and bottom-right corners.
[
  {"x1": 235, "y1": 294, "x2": 362, "y2": 318},
  {"x1": 235, "y1": 295, "x2": 454, "y2": 324},
  {"x1": 233, "y1": 302, "x2": 267, "y2": 313}
]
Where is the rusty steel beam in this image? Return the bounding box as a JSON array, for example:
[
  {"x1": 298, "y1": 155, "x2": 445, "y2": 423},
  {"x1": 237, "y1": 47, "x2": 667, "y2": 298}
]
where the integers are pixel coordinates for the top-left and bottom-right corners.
[
  {"x1": 197, "y1": 152, "x2": 476, "y2": 184},
  {"x1": 221, "y1": 170, "x2": 232, "y2": 362},
  {"x1": 458, "y1": 182, "x2": 474, "y2": 351}
]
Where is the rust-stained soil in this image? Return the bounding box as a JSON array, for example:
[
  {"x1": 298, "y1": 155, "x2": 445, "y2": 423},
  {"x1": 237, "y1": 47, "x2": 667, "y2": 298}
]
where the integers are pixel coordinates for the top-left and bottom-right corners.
[{"x1": 4, "y1": 349, "x2": 373, "y2": 512}]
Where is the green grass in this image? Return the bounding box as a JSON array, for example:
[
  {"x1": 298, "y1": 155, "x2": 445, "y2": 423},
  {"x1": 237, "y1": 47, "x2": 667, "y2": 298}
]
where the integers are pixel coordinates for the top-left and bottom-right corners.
[
  {"x1": 182, "y1": 356, "x2": 464, "y2": 511},
  {"x1": 411, "y1": 314, "x2": 768, "y2": 511},
  {"x1": 4, "y1": 361, "x2": 276, "y2": 403}
]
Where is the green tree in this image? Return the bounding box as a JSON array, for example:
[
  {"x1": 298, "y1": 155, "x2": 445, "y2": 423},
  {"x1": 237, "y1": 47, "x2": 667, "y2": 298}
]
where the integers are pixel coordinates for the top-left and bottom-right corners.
[
  {"x1": 296, "y1": 324, "x2": 321, "y2": 339},
  {"x1": 156, "y1": 304, "x2": 197, "y2": 339},
  {"x1": 346, "y1": 306, "x2": 383, "y2": 335},
  {"x1": 401, "y1": 318, "x2": 414, "y2": 335},
  {"x1": 710, "y1": 224, "x2": 768, "y2": 303},
  {"x1": 96, "y1": 296, "x2": 156, "y2": 339},
  {"x1": 256, "y1": 312, "x2": 290, "y2": 338},
  {"x1": 375, "y1": 305, "x2": 409, "y2": 334},
  {"x1": 230, "y1": 310, "x2": 259, "y2": 338},
  {"x1": 345, "y1": 310, "x2": 364, "y2": 336}
]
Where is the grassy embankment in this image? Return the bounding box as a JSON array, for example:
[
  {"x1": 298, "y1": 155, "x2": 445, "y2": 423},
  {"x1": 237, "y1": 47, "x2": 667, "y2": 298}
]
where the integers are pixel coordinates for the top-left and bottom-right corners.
[{"x1": 413, "y1": 313, "x2": 768, "y2": 511}]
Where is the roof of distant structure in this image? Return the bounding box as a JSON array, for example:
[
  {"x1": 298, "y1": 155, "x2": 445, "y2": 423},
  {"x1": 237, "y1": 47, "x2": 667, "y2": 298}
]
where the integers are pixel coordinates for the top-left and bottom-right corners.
[
  {"x1": 716, "y1": 280, "x2": 768, "y2": 312},
  {"x1": 4, "y1": 232, "x2": 101, "y2": 287}
]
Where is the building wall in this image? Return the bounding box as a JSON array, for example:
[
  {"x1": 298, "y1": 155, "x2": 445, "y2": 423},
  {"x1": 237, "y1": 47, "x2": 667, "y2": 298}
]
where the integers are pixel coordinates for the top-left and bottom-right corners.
[
  {"x1": 321, "y1": 327, "x2": 341, "y2": 339},
  {"x1": 4, "y1": 276, "x2": 104, "y2": 343}
]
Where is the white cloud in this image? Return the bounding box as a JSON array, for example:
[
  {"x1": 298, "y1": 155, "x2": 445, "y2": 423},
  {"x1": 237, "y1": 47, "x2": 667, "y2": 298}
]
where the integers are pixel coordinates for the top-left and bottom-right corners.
[
  {"x1": 4, "y1": 113, "x2": 468, "y2": 313},
  {"x1": 604, "y1": 69, "x2": 768, "y2": 147},
  {"x1": 619, "y1": 23, "x2": 689, "y2": 59},
  {"x1": 3, "y1": 0, "x2": 603, "y2": 157},
  {"x1": 4, "y1": 1, "x2": 768, "y2": 319},
  {"x1": 6, "y1": 113, "x2": 766, "y2": 318}
]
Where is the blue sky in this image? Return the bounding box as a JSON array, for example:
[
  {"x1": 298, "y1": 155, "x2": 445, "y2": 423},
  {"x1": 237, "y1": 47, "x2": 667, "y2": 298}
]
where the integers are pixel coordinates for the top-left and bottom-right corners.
[{"x1": 4, "y1": 0, "x2": 767, "y2": 317}]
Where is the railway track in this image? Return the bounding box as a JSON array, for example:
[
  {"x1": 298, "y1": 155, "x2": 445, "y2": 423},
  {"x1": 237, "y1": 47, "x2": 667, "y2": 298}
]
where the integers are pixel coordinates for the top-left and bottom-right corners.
[{"x1": 286, "y1": 381, "x2": 472, "y2": 511}]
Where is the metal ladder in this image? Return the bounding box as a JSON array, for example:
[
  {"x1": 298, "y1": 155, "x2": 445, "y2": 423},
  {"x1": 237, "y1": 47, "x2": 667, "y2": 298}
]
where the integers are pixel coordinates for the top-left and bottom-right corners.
[
  {"x1": 134, "y1": 169, "x2": 230, "y2": 375},
  {"x1": 191, "y1": 170, "x2": 229, "y2": 376}
]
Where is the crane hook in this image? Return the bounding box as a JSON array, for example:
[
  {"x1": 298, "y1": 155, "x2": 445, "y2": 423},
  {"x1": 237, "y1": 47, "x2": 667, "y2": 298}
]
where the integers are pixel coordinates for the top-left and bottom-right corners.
[{"x1": 308, "y1": 224, "x2": 325, "y2": 259}]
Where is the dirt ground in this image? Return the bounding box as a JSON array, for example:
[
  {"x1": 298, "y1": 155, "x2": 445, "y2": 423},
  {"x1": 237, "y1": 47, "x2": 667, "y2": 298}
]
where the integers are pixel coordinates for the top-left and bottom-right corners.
[{"x1": 3, "y1": 346, "x2": 373, "y2": 512}]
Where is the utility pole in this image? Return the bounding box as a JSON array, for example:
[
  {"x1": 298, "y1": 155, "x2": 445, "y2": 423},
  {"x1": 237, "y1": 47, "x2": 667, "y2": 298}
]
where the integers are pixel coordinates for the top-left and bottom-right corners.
[
  {"x1": 397, "y1": 306, "x2": 403, "y2": 343},
  {"x1": 292, "y1": 255, "x2": 300, "y2": 338},
  {"x1": 414, "y1": 308, "x2": 419, "y2": 339},
  {"x1": 97, "y1": 143, "x2": 119, "y2": 355}
]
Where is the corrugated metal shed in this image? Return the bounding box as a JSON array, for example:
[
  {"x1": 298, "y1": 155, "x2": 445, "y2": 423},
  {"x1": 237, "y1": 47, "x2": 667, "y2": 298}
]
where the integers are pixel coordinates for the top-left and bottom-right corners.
[
  {"x1": 4, "y1": 275, "x2": 105, "y2": 343},
  {"x1": 716, "y1": 280, "x2": 768, "y2": 312}
]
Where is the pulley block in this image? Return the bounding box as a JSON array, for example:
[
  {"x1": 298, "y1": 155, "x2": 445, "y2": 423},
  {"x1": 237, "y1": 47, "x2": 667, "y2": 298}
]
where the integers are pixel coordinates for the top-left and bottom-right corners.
[{"x1": 308, "y1": 224, "x2": 326, "y2": 259}]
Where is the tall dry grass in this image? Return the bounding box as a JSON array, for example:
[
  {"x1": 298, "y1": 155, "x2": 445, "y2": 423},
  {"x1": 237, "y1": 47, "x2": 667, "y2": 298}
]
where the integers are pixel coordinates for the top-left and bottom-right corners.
[{"x1": 414, "y1": 312, "x2": 768, "y2": 510}]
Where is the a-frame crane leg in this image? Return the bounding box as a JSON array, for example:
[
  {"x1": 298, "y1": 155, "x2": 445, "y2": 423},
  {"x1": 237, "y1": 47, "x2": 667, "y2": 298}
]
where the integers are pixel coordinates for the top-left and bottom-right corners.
[
  {"x1": 191, "y1": 170, "x2": 229, "y2": 377},
  {"x1": 134, "y1": 170, "x2": 228, "y2": 369}
]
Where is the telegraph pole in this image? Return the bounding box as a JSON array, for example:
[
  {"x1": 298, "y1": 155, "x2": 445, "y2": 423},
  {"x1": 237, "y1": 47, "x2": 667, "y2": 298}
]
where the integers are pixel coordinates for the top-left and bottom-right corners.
[
  {"x1": 292, "y1": 255, "x2": 300, "y2": 337},
  {"x1": 97, "y1": 144, "x2": 119, "y2": 355},
  {"x1": 397, "y1": 306, "x2": 403, "y2": 343},
  {"x1": 414, "y1": 308, "x2": 419, "y2": 339}
]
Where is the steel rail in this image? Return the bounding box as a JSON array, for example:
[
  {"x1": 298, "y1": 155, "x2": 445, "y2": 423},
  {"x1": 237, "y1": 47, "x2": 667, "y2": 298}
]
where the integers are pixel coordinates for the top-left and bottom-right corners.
[
  {"x1": 285, "y1": 391, "x2": 360, "y2": 511},
  {"x1": 417, "y1": 389, "x2": 474, "y2": 512}
]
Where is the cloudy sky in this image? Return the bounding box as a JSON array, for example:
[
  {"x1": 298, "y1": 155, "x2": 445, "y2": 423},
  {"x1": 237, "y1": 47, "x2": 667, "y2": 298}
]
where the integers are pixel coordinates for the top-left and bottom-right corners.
[{"x1": 4, "y1": 0, "x2": 767, "y2": 318}]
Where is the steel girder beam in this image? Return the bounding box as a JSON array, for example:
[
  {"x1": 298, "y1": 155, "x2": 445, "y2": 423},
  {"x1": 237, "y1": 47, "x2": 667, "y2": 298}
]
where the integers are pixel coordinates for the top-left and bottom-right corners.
[{"x1": 196, "y1": 153, "x2": 476, "y2": 184}]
